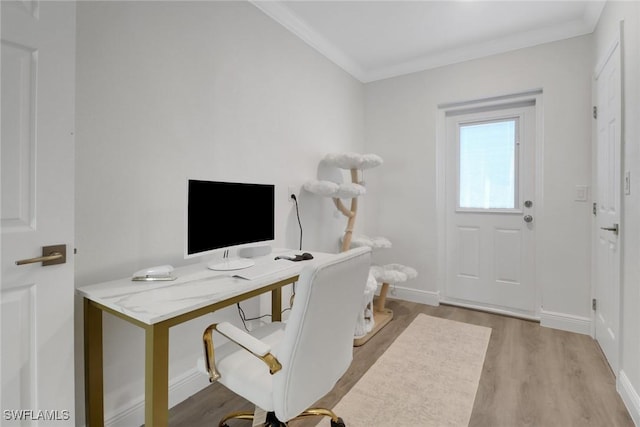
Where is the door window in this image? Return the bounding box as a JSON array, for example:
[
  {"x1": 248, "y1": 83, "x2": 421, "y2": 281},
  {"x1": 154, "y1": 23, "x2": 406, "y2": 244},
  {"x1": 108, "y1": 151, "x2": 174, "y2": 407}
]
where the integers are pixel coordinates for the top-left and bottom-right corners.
[{"x1": 457, "y1": 117, "x2": 520, "y2": 211}]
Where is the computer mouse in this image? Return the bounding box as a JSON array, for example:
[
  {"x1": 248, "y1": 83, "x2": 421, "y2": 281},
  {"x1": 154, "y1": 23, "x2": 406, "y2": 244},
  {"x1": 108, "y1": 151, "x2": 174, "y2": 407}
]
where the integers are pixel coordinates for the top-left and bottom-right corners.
[{"x1": 275, "y1": 253, "x2": 314, "y2": 262}]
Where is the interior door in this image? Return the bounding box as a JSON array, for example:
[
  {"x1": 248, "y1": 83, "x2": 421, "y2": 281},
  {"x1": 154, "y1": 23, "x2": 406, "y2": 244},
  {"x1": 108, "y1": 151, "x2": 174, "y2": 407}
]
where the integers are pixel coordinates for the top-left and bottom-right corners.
[
  {"x1": 445, "y1": 103, "x2": 536, "y2": 315},
  {"x1": 593, "y1": 36, "x2": 621, "y2": 375},
  {"x1": 1, "y1": 1, "x2": 76, "y2": 423}
]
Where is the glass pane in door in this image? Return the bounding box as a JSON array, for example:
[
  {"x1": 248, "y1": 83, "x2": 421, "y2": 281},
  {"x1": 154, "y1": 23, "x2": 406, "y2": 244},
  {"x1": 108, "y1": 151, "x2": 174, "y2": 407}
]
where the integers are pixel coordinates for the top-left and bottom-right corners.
[{"x1": 459, "y1": 119, "x2": 517, "y2": 209}]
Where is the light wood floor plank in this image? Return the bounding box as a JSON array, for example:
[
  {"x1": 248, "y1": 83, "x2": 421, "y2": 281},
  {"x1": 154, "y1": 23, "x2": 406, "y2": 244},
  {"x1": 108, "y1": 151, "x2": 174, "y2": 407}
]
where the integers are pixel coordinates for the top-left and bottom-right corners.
[{"x1": 167, "y1": 300, "x2": 633, "y2": 427}]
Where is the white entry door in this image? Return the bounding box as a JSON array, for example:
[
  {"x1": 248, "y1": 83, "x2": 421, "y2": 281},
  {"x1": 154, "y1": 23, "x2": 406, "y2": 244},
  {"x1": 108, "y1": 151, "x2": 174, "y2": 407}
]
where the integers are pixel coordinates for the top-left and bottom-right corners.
[
  {"x1": 593, "y1": 36, "x2": 622, "y2": 376},
  {"x1": 445, "y1": 102, "x2": 536, "y2": 315},
  {"x1": 1, "y1": 1, "x2": 76, "y2": 424}
]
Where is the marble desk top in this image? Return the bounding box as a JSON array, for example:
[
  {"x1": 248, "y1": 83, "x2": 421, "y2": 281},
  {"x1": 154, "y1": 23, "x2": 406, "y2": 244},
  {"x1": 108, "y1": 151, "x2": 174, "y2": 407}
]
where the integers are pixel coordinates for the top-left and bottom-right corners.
[{"x1": 77, "y1": 248, "x2": 333, "y2": 325}]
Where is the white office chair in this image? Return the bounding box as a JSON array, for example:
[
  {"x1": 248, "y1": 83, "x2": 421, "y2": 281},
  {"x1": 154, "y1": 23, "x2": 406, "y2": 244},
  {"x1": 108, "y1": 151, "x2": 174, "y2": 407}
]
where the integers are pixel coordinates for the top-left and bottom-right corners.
[{"x1": 202, "y1": 246, "x2": 372, "y2": 427}]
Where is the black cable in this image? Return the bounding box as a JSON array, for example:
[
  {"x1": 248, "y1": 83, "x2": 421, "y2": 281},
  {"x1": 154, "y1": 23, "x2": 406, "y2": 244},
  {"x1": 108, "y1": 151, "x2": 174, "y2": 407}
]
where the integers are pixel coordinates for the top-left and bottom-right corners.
[
  {"x1": 292, "y1": 194, "x2": 303, "y2": 250},
  {"x1": 234, "y1": 196, "x2": 304, "y2": 331},
  {"x1": 236, "y1": 303, "x2": 272, "y2": 331},
  {"x1": 233, "y1": 197, "x2": 303, "y2": 332},
  {"x1": 236, "y1": 303, "x2": 249, "y2": 330},
  {"x1": 291, "y1": 194, "x2": 303, "y2": 298},
  {"x1": 236, "y1": 303, "x2": 292, "y2": 332}
]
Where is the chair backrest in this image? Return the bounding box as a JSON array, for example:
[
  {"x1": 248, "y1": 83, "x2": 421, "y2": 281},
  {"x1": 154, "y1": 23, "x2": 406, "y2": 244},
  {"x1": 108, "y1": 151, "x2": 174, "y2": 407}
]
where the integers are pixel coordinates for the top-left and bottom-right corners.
[{"x1": 272, "y1": 246, "x2": 372, "y2": 421}]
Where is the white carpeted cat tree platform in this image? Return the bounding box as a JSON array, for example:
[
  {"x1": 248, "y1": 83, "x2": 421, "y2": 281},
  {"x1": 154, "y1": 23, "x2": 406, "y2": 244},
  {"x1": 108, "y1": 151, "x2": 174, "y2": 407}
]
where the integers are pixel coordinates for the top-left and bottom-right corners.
[{"x1": 304, "y1": 152, "x2": 417, "y2": 346}]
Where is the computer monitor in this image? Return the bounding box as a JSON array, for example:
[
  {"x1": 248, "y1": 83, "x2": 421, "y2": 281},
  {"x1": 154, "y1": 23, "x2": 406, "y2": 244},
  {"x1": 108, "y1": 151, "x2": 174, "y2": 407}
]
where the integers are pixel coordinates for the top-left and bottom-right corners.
[{"x1": 186, "y1": 179, "x2": 275, "y2": 270}]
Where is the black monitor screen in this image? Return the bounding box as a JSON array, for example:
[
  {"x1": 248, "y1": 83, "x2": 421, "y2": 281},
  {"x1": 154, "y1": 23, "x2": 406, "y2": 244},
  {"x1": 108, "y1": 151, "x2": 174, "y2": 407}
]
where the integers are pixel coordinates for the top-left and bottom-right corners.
[{"x1": 187, "y1": 180, "x2": 275, "y2": 256}]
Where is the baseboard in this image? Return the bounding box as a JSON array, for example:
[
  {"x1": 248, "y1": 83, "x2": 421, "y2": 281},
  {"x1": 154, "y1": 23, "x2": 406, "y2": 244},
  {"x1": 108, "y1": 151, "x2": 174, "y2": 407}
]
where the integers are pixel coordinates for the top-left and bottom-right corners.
[
  {"x1": 99, "y1": 368, "x2": 209, "y2": 427},
  {"x1": 539, "y1": 309, "x2": 591, "y2": 335},
  {"x1": 378, "y1": 284, "x2": 440, "y2": 307},
  {"x1": 618, "y1": 370, "x2": 640, "y2": 426}
]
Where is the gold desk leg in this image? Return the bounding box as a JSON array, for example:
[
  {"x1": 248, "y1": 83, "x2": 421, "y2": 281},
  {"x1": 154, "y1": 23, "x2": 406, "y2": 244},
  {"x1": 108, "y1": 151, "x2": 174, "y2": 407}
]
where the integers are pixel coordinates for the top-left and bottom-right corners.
[
  {"x1": 84, "y1": 299, "x2": 104, "y2": 426},
  {"x1": 272, "y1": 287, "x2": 282, "y2": 322},
  {"x1": 145, "y1": 323, "x2": 169, "y2": 426}
]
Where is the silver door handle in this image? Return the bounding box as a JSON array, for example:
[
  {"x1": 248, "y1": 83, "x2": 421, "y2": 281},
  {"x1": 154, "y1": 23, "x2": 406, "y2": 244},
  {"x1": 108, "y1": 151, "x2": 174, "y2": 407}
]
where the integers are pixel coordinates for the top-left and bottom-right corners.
[
  {"x1": 600, "y1": 224, "x2": 619, "y2": 235},
  {"x1": 524, "y1": 215, "x2": 533, "y2": 223}
]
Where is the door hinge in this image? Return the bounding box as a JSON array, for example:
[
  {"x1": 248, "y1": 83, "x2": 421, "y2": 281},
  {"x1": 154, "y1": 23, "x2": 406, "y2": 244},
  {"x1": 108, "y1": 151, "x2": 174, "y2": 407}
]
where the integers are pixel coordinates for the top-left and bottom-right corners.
[
  {"x1": 592, "y1": 298, "x2": 597, "y2": 311},
  {"x1": 593, "y1": 106, "x2": 598, "y2": 119},
  {"x1": 593, "y1": 202, "x2": 597, "y2": 215}
]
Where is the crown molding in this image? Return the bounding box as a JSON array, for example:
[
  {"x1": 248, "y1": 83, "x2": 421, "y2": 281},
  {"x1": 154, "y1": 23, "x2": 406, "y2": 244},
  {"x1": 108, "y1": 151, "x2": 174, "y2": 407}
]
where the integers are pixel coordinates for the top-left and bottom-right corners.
[
  {"x1": 367, "y1": 16, "x2": 597, "y2": 83},
  {"x1": 251, "y1": 0, "x2": 606, "y2": 84},
  {"x1": 250, "y1": 0, "x2": 367, "y2": 82}
]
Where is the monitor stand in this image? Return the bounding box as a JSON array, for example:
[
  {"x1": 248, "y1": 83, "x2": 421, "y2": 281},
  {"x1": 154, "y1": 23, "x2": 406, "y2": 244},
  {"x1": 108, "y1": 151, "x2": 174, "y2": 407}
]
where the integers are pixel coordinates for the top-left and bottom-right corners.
[{"x1": 207, "y1": 258, "x2": 255, "y2": 271}]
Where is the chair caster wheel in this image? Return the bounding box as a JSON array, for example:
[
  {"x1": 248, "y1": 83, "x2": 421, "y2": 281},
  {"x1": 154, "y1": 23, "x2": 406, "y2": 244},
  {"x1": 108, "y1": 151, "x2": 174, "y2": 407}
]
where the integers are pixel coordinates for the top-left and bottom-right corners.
[{"x1": 330, "y1": 417, "x2": 346, "y2": 427}]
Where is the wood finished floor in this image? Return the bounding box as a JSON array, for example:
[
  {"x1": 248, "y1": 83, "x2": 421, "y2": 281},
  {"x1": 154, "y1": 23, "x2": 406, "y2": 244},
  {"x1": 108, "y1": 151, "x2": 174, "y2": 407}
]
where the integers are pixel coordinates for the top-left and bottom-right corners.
[{"x1": 167, "y1": 300, "x2": 634, "y2": 427}]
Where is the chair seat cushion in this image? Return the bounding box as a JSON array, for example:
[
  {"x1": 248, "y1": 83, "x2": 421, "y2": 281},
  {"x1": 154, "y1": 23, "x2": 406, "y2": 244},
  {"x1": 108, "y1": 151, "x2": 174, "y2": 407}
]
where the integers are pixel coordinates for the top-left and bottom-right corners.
[{"x1": 215, "y1": 322, "x2": 286, "y2": 412}]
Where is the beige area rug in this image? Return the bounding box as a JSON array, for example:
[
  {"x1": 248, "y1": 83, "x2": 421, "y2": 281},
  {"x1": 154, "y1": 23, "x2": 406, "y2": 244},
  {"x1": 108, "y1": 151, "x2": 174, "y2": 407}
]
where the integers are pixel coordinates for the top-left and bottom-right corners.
[{"x1": 316, "y1": 314, "x2": 491, "y2": 427}]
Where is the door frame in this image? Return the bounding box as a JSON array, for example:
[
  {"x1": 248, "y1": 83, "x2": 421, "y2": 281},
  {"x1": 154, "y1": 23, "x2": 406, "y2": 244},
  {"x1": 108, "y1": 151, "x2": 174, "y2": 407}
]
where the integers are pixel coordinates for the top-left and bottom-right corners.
[
  {"x1": 436, "y1": 89, "x2": 544, "y2": 319},
  {"x1": 591, "y1": 23, "x2": 624, "y2": 368}
]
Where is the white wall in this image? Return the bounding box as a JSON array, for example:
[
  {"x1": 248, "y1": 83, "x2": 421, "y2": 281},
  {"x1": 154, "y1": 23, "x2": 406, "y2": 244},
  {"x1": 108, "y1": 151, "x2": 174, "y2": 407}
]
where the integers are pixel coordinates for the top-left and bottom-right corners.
[
  {"x1": 363, "y1": 36, "x2": 593, "y2": 324},
  {"x1": 594, "y1": 2, "x2": 640, "y2": 424},
  {"x1": 74, "y1": 1, "x2": 364, "y2": 424}
]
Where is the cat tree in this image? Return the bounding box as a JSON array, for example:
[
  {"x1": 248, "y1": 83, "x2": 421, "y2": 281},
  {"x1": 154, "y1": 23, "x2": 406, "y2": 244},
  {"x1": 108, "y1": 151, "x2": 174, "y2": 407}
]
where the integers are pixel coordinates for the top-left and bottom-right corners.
[{"x1": 303, "y1": 152, "x2": 417, "y2": 346}]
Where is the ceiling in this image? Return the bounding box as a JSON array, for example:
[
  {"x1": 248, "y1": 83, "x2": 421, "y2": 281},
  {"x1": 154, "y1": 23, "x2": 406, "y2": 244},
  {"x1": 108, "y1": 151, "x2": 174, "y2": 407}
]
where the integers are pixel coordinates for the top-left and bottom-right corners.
[{"x1": 251, "y1": 0, "x2": 606, "y2": 83}]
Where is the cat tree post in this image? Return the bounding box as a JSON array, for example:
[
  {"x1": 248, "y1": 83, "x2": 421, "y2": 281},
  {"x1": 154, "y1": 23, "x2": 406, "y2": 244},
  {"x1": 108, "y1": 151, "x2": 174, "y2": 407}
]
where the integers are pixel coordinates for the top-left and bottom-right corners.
[
  {"x1": 336, "y1": 168, "x2": 360, "y2": 252},
  {"x1": 304, "y1": 152, "x2": 417, "y2": 346}
]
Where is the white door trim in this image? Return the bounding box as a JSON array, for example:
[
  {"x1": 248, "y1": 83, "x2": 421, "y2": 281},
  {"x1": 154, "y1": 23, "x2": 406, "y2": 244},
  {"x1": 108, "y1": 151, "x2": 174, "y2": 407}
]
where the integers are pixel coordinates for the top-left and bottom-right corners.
[{"x1": 436, "y1": 89, "x2": 544, "y2": 319}]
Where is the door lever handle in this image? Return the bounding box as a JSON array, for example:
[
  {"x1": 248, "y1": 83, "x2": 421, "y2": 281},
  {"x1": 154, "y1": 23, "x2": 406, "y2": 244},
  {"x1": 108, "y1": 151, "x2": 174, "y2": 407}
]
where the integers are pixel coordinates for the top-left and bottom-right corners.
[
  {"x1": 600, "y1": 224, "x2": 619, "y2": 235},
  {"x1": 15, "y1": 244, "x2": 67, "y2": 266}
]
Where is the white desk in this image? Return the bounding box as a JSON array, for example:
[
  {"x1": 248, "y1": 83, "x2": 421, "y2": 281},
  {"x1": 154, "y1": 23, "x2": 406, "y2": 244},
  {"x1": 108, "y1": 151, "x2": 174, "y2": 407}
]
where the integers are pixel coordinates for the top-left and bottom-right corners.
[{"x1": 78, "y1": 249, "x2": 333, "y2": 427}]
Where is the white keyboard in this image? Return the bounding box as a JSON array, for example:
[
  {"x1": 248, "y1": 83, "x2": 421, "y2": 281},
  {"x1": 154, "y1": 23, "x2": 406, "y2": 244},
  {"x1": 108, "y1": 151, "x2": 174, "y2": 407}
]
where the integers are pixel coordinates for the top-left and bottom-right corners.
[{"x1": 232, "y1": 259, "x2": 297, "y2": 280}]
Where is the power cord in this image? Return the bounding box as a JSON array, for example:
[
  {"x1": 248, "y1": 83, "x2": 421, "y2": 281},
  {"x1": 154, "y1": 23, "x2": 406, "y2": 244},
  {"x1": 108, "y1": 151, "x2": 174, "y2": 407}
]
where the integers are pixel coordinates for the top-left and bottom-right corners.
[
  {"x1": 237, "y1": 194, "x2": 304, "y2": 331},
  {"x1": 237, "y1": 303, "x2": 272, "y2": 331},
  {"x1": 236, "y1": 303, "x2": 292, "y2": 332},
  {"x1": 291, "y1": 194, "x2": 303, "y2": 250},
  {"x1": 290, "y1": 194, "x2": 303, "y2": 300}
]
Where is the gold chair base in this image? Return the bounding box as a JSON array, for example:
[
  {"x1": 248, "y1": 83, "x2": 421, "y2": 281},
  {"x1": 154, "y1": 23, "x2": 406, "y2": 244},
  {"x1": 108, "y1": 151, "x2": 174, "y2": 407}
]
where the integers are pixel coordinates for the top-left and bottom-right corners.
[
  {"x1": 219, "y1": 410, "x2": 255, "y2": 426},
  {"x1": 218, "y1": 407, "x2": 344, "y2": 427}
]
